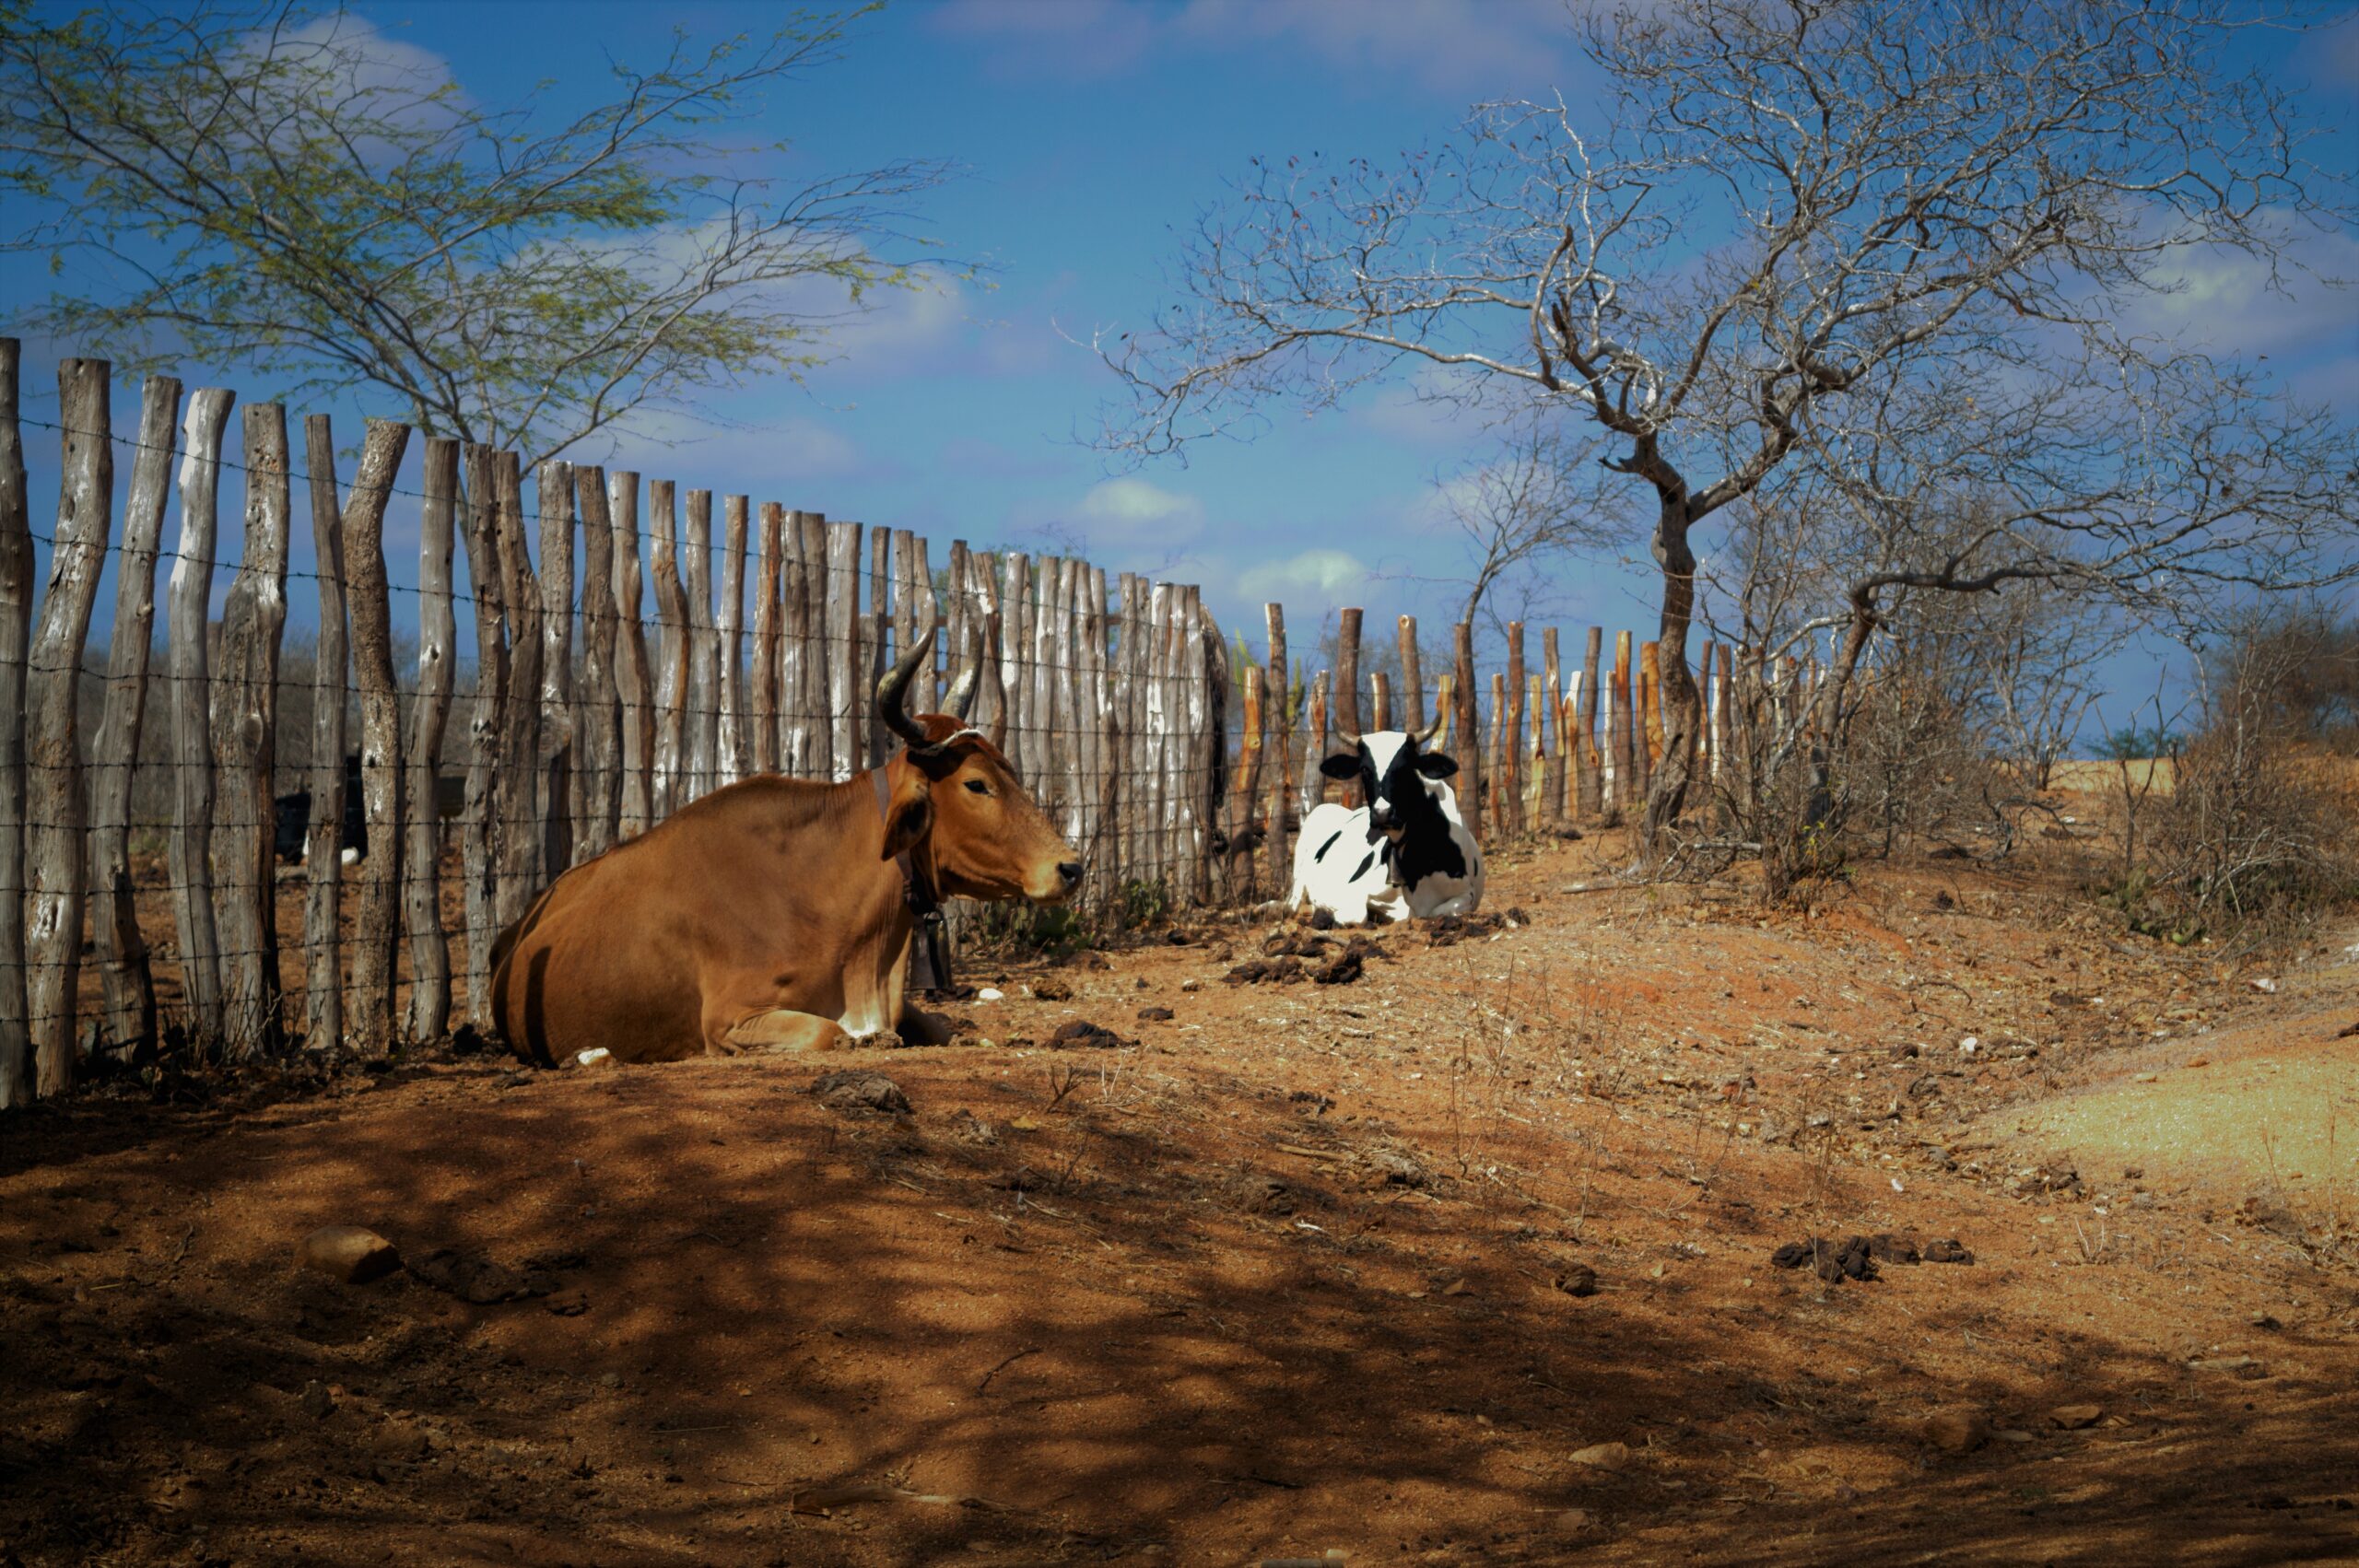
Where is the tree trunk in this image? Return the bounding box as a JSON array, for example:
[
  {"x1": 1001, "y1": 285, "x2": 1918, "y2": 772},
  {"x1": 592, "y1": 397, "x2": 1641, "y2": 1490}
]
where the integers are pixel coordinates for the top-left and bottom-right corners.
[{"x1": 1641, "y1": 501, "x2": 1704, "y2": 846}]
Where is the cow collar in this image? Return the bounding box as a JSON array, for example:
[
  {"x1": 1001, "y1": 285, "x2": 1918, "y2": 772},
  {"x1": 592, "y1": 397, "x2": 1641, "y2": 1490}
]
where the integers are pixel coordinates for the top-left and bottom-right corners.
[{"x1": 871, "y1": 766, "x2": 952, "y2": 994}]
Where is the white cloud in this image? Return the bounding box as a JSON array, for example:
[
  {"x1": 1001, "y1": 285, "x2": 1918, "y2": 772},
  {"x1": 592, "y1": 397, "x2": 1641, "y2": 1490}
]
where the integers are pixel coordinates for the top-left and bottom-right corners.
[
  {"x1": 2122, "y1": 225, "x2": 2359, "y2": 358},
  {"x1": 932, "y1": 0, "x2": 1576, "y2": 93},
  {"x1": 1017, "y1": 475, "x2": 1207, "y2": 554},
  {"x1": 1237, "y1": 546, "x2": 1373, "y2": 603}
]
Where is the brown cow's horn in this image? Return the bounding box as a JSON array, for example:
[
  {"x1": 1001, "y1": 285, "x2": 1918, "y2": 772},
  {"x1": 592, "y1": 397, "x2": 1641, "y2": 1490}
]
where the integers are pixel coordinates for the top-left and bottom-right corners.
[
  {"x1": 1411, "y1": 708, "x2": 1446, "y2": 748},
  {"x1": 876, "y1": 624, "x2": 938, "y2": 751},
  {"x1": 944, "y1": 641, "x2": 980, "y2": 720}
]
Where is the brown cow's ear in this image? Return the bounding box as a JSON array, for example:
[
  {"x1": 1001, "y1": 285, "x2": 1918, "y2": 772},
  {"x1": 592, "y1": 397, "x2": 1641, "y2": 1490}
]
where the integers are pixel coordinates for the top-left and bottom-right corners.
[{"x1": 881, "y1": 780, "x2": 933, "y2": 862}]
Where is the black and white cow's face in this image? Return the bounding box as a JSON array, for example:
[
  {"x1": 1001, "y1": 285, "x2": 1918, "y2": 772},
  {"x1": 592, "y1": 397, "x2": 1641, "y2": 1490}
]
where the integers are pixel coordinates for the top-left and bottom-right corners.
[{"x1": 1320, "y1": 731, "x2": 1460, "y2": 844}]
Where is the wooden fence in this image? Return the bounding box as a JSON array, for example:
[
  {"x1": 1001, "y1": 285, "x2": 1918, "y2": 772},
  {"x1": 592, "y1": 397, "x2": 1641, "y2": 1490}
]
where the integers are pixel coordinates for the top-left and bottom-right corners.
[{"x1": 0, "y1": 348, "x2": 1758, "y2": 1106}]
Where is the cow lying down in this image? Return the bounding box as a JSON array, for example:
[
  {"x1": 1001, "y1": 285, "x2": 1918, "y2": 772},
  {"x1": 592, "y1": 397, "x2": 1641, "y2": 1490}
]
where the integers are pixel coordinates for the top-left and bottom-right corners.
[
  {"x1": 490, "y1": 628, "x2": 1082, "y2": 1063},
  {"x1": 1288, "y1": 722, "x2": 1484, "y2": 925}
]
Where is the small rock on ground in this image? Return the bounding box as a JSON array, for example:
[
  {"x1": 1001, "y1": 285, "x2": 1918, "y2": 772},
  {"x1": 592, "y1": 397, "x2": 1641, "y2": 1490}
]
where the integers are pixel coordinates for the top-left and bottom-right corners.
[
  {"x1": 1922, "y1": 1410, "x2": 1989, "y2": 1455},
  {"x1": 1568, "y1": 1441, "x2": 1630, "y2": 1470},
  {"x1": 297, "y1": 1224, "x2": 402, "y2": 1284},
  {"x1": 2048, "y1": 1404, "x2": 2105, "y2": 1430}
]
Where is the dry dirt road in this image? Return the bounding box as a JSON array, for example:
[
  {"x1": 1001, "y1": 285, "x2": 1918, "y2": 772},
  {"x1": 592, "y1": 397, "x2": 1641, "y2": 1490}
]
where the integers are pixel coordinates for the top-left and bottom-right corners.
[{"x1": 5, "y1": 831, "x2": 2355, "y2": 1566}]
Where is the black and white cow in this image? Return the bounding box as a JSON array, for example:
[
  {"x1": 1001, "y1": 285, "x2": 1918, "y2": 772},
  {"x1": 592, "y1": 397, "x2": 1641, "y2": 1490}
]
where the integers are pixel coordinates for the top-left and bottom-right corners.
[{"x1": 1287, "y1": 725, "x2": 1483, "y2": 924}]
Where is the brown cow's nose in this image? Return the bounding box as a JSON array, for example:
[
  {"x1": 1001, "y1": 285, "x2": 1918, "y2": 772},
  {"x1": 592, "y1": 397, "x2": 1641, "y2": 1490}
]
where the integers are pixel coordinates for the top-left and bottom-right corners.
[{"x1": 1058, "y1": 860, "x2": 1085, "y2": 888}]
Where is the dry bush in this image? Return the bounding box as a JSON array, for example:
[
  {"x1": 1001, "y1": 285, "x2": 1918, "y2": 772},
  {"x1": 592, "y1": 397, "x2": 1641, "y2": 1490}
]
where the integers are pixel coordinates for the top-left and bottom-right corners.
[{"x1": 2108, "y1": 613, "x2": 2359, "y2": 945}]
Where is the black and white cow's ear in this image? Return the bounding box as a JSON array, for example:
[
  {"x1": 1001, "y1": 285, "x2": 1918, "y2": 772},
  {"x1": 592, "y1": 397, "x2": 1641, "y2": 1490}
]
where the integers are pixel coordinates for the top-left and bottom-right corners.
[
  {"x1": 1319, "y1": 753, "x2": 1363, "y2": 780},
  {"x1": 1414, "y1": 752, "x2": 1459, "y2": 779}
]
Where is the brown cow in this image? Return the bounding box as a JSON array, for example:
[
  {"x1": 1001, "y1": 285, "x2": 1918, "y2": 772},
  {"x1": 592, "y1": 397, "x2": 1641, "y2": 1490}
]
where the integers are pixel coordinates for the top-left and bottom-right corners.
[{"x1": 489, "y1": 628, "x2": 1081, "y2": 1063}]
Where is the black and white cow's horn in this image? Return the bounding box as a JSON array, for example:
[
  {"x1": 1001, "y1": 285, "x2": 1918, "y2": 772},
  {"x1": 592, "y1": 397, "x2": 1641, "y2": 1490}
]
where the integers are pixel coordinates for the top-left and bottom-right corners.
[
  {"x1": 876, "y1": 624, "x2": 939, "y2": 751},
  {"x1": 944, "y1": 626, "x2": 980, "y2": 720}
]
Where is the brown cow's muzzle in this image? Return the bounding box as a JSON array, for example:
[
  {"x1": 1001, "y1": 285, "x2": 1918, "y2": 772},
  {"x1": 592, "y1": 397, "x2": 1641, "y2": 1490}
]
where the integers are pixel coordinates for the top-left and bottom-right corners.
[{"x1": 1027, "y1": 857, "x2": 1086, "y2": 904}]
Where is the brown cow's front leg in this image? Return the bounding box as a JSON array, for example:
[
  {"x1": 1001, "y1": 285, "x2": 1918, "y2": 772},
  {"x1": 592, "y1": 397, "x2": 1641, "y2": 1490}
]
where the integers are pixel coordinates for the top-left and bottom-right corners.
[{"x1": 703, "y1": 993, "x2": 854, "y2": 1055}]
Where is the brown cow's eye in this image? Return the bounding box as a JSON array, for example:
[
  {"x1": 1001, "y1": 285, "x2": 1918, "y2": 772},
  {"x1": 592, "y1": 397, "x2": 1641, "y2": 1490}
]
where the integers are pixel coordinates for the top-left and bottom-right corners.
[{"x1": 965, "y1": 779, "x2": 990, "y2": 795}]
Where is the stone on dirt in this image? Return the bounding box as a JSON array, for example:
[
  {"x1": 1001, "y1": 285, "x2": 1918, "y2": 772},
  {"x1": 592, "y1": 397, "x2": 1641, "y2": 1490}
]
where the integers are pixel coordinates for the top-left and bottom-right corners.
[
  {"x1": 1568, "y1": 1441, "x2": 1631, "y2": 1470},
  {"x1": 1551, "y1": 1264, "x2": 1599, "y2": 1298},
  {"x1": 299, "y1": 1379, "x2": 335, "y2": 1419},
  {"x1": 810, "y1": 1071, "x2": 912, "y2": 1115},
  {"x1": 297, "y1": 1224, "x2": 402, "y2": 1284},
  {"x1": 2048, "y1": 1404, "x2": 2104, "y2": 1430},
  {"x1": 1138, "y1": 1007, "x2": 1175, "y2": 1021},
  {"x1": 1921, "y1": 1410, "x2": 1989, "y2": 1455}
]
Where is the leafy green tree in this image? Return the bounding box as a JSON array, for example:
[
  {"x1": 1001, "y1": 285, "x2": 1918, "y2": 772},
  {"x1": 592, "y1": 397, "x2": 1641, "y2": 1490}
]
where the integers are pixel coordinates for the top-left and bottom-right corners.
[{"x1": 0, "y1": 0, "x2": 951, "y2": 466}]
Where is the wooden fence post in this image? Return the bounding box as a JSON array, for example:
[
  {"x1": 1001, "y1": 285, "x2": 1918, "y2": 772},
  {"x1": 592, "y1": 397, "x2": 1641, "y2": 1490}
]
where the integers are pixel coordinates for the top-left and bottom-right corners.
[
  {"x1": 1502, "y1": 621, "x2": 1526, "y2": 838},
  {"x1": 1232, "y1": 663, "x2": 1264, "y2": 896},
  {"x1": 717, "y1": 495, "x2": 748, "y2": 787},
  {"x1": 1578, "y1": 627, "x2": 1602, "y2": 820},
  {"x1": 1526, "y1": 672, "x2": 1549, "y2": 831},
  {"x1": 0, "y1": 340, "x2": 29, "y2": 1106},
  {"x1": 457, "y1": 444, "x2": 506, "y2": 1026},
  {"x1": 612, "y1": 474, "x2": 651, "y2": 831},
  {"x1": 1611, "y1": 632, "x2": 1634, "y2": 813},
  {"x1": 1369, "y1": 671, "x2": 1392, "y2": 731},
  {"x1": 824, "y1": 520, "x2": 860, "y2": 780},
  {"x1": 755, "y1": 505, "x2": 783, "y2": 772},
  {"x1": 796, "y1": 510, "x2": 831, "y2": 778},
  {"x1": 491, "y1": 453, "x2": 542, "y2": 927},
  {"x1": 647, "y1": 482, "x2": 686, "y2": 814},
  {"x1": 1298, "y1": 667, "x2": 1330, "y2": 828},
  {"x1": 575, "y1": 467, "x2": 619, "y2": 856},
  {"x1": 538, "y1": 461, "x2": 576, "y2": 872},
  {"x1": 869, "y1": 524, "x2": 894, "y2": 767},
  {"x1": 26, "y1": 359, "x2": 112, "y2": 1093},
  {"x1": 301, "y1": 417, "x2": 350, "y2": 1049},
  {"x1": 400, "y1": 438, "x2": 457, "y2": 1042},
  {"x1": 1078, "y1": 562, "x2": 1108, "y2": 899},
  {"x1": 681, "y1": 488, "x2": 716, "y2": 801},
  {"x1": 1263, "y1": 604, "x2": 1290, "y2": 894},
  {"x1": 212, "y1": 402, "x2": 292, "y2": 1059},
  {"x1": 1398, "y1": 614, "x2": 1423, "y2": 733},
  {"x1": 1452, "y1": 622, "x2": 1483, "y2": 842},
  {"x1": 90, "y1": 373, "x2": 179, "y2": 1055},
  {"x1": 779, "y1": 513, "x2": 810, "y2": 776},
  {"x1": 344, "y1": 418, "x2": 412, "y2": 1055},
  {"x1": 165, "y1": 385, "x2": 233, "y2": 1059},
  {"x1": 1543, "y1": 627, "x2": 1565, "y2": 826}
]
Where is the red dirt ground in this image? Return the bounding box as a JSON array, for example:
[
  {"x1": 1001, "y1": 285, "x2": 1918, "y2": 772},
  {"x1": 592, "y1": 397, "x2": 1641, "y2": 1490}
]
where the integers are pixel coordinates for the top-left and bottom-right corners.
[{"x1": 6, "y1": 824, "x2": 2357, "y2": 1566}]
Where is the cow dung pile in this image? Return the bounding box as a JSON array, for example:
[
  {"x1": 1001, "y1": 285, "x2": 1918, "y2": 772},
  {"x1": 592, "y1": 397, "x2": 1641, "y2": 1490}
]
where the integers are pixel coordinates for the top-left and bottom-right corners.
[
  {"x1": 1770, "y1": 1233, "x2": 1975, "y2": 1282},
  {"x1": 809, "y1": 1071, "x2": 913, "y2": 1116},
  {"x1": 1226, "y1": 933, "x2": 1382, "y2": 987}
]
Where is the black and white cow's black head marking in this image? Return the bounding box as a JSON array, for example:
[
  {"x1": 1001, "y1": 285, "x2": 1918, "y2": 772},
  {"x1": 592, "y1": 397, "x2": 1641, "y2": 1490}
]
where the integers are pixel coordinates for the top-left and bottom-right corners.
[{"x1": 1320, "y1": 731, "x2": 1460, "y2": 846}]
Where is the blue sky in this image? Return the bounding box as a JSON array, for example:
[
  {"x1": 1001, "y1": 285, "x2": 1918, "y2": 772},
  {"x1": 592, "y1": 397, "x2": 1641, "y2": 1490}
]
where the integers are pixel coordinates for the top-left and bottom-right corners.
[{"x1": 6, "y1": 0, "x2": 2356, "y2": 731}]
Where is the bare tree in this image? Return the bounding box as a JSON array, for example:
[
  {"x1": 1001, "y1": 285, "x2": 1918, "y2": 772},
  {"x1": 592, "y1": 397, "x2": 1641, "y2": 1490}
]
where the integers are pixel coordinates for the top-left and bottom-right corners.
[
  {"x1": 1407, "y1": 423, "x2": 1614, "y2": 636},
  {"x1": 0, "y1": 1, "x2": 954, "y2": 468},
  {"x1": 1098, "y1": 0, "x2": 2352, "y2": 849}
]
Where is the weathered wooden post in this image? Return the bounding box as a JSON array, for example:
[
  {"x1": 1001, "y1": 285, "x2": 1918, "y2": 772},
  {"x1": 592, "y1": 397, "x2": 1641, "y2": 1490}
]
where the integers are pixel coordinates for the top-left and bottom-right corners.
[
  {"x1": 90, "y1": 374, "x2": 179, "y2": 1055},
  {"x1": 301, "y1": 417, "x2": 350, "y2": 1048},
  {"x1": 682, "y1": 488, "x2": 716, "y2": 801},
  {"x1": 457, "y1": 445, "x2": 507, "y2": 1026},
  {"x1": 493, "y1": 452, "x2": 543, "y2": 929},
  {"x1": 343, "y1": 418, "x2": 412, "y2": 1055},
  {"x1": 869, "y1": 525, "x2": 894, "y2": 767},
  {"x1": 1452, "y1": 622, "x2": 1483, "y2": 841},
  {"x1": 1502, "y1": 621, "x2": 1526, "y2": 837},
  {"x1": 1333, "y1": 606, "x2": 1362, "y2": 807},
  {"x1": 574, "y1": 466, "x2": 619, "y2": 856},
  {"x1": 26, "y1": 359, "x2": 112, "y2": 1093},
  {"x1": 1543, "y1": 627, "x2": 1566, "y2": 826},
  {"x1": 647, "y1": 481, "x2": 686, "y2": 813},
  {"x1": 755, "y1": 505, "x2": 783, "y2": 773},
  {"x1": 779, "y1": 514, "x2": 810, "y2": 776},
  {"x1": 537, "y1": 461, "x2": 576, "y2": 871},
  {"x1": 717, "y1": 495, "x2": 748, "y2": 786},
  {"x1": 1298, "y1": 667, "x2": 1330, "y2": 829},
  {"x1": 1232, "y1": 663, "x2": 1265, "y2": 896},
  {"x1": 1397, "y1": 614, "x2": 1423, "y2": 733},
  {"x1": 612, "y1": 473, "x2": 652, "y2": 831},
  {"x1": 1640, "y1": 638, "x2": 1664, "y2": 779},
  {"x1": 1526, "y1": 673, "x2": 1550, "y2": 832},
  {"x1": 821, "y1": 521, "x2": 858, "y2": 780},
  {"x1": 1000, "y1": 552, "x2": 1030, "y2": 782},
  {"x1": 212, "y1": 402, "x2": 292, "y2": 1059},
  {"x1": 1369, "y1": 670, "x2": 1392, "y2": 731},
  {"x1": 1611, "y1": 631, "x2": 1634, "y2": 813},
  {"x1": 400, "y1": 439, "x2": 457, "y2": 1042},
  {"x1": 165, "y1": 386, "x2": 233, "y2": 1058},
  {"x1": 1578, "y1": 626, "x2": 1603, "y2": 819},
  {"x1": 0, "y1": 341, "x2": 29, "y2": 1105},
  {"x1": 1487, "y1": 673, "x2": 1509, "y2": 829},
  {"x1": 796, "y1": 510, "x2": 831, "y2": 778},
  {"x1": 1263, "y1": 604, "x2": 1290, "y2": 893}
]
